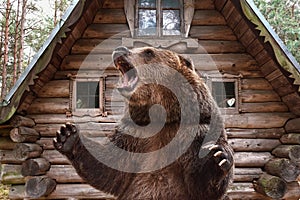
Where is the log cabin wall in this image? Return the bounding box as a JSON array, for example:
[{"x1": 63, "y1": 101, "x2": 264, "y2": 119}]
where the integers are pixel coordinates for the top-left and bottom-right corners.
[{"x1": 1, "y1": 0, "x2": 299, "y2": 199}]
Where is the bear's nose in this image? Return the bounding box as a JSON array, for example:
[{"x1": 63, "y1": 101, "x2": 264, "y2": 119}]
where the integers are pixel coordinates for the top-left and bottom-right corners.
[
  {"x1": 113, "y1": 46, "x2": 131, "y2": 62},
  {"x1": 114, "y1": 46, "x2": 130, "y2": 55}
]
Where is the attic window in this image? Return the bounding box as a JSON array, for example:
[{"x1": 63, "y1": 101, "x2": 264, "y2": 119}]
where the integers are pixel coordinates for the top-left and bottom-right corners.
[
  {"x1": 70, "y1": 77, "x2": 106, "y2": 117},
  {"x1": 136, "y1": 0, "x2": 183, "y2": 36}
]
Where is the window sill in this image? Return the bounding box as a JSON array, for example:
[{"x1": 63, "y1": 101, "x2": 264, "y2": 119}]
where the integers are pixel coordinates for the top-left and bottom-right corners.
[{"x1": 122, "y1": 37, "x2": 199, "y2": 49}]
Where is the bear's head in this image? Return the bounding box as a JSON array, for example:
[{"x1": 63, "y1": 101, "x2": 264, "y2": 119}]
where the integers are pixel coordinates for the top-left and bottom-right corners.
[{"x1": 112, "y1": 46, "x2": 214, "y2": 126}]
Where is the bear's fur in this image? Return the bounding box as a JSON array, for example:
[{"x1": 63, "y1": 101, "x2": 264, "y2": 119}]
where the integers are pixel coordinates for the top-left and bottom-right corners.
[{"x1": 54, "y1": 47, "x2": 234, "y2": 200}]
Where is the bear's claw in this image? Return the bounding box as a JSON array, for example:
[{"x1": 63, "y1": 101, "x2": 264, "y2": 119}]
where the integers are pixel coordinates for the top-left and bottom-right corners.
[
  {"x1": 53, "y1": 123, "x2": 79, "y2": 155},
  {"x1": 209, "y1": 144, "x2": 232, "y2": 172}
]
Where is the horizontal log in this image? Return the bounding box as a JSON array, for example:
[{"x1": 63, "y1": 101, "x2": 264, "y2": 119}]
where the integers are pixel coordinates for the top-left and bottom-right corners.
[
  {"x1": 234, "y1": 152, "x2": 274, "y2": 167},
  {"x1": 192, "y1": 10, "x2": 226, "y2": 25},
  {"x1": 25, "y1": 176, "x2": 56, "y2": 198},
  {"x1": 226, "y1": 128, "x2": 285, "y2": 139},
  {"x1": 83, "y1": 24, "x2": 130, "y2": 39},
  {"x1": 241, "y1": 102, "x2": 288, "y2": 113},
  {"x1": 21, "y1": 158, "x2": 51, "y2": 176},
  {"x1": 38, "y1": 80, "x2": 70, "y2": 98},
  {"x1": 10, "y1": 127, "x2": 40, "y2": 143},
  {"x1": 46, "y1": 165, "x2": 83, "y2": 183},
  {"x1": 28, "y1": 114, "x2": 121, "y2": 124},
  {"x1": 282, "y1": 92, "x2": 300, "y2": 116},
  {"x1": 13, "y1": 143, "x2": 43, "y2": 161},
  {"x1": 37, "y1": 138, "x2": 56, "y2": 150},
  {"x1": 42, "y1": 150, "x2": 70, "y2": 165},
  {"x1": 0, "y1": 150, "x2": 22, "y2": 164},
  {"x1": 225, "y1": 113, "x2": 293, "y2": 129},
  {"x1": 10, "y1": 182, "x2": 299, "y2": 200},
  {"x1": 72, "y1": 39, "x2": 246, "y2": 55},
  {"x1": 0, "y1": 137, "x2": 16, "y2": 150},
  {"x1": 241, "y1": 78, "x2": 273, "y2": 90},
  {"x1": 272, "y1": 145, "x2": 300, "y2": 163},
  {"x1": 253, "y1": 173, "x2": 287, "y2": 199},
  {"x1": 35, "y1": 124, "x2": 65, "y2": 137},
  {"x1": 9, "y1": 184, "x2": 116, "y2": 199},
  {"x1": 195, "y1": 0, "x2": 215, "y2": 9},
  {"x1": 102, "y1": 0, "x2": 123, "y2": 9},
  {"x1": 285, "y1": 118, "x2": 300, "y2": 133},
  {"x1": 280, "y1": 133, "x2": 300, "y2": 144},
  {"x1": 265, "y1": 158, "x2": 300, "y2": 182},
  {"x1": 9, "y1": 115, "x2": 35, "y2": 128},
  {"x1": 94, "y1": 9, "x2": 126, "y2": 24},
  {"x1": 27, "y1": 98, "x2": 69, "y2": 114},
  {"x1": 228, "y1": 182, "x2": 271, "y2": 200},
  {"x1": 0, "y1": 164, "x2": 25, "y2": 184},
  {"x1": 190, "y1": 26, "x2": 236, "y2": 40},
  {"x1": 72, "y1": 39, "x2": 122, "y2": 54},
  {"x1": 228, "y1": 139, "x2": 280, "y2": 152},
  {"x1": 241, "y1": 90, "x2": 281, "y2": 103},
  {"x1": 233, "y1": 167, "x2": 263, "y2": 182},
  {"x1": 61, "y1": 53, "x2": 258, "y2": 72}
]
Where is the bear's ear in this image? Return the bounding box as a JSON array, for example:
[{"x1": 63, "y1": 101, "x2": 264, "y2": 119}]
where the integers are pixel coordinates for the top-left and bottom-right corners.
[{"x1": 179, "y1": 55, "x2": 195, "y2": 71}]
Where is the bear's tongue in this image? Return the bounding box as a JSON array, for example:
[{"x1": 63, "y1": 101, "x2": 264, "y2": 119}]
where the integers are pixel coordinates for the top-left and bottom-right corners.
[{"x1": 120, "y1": 71, "x2": 138, "y2": 90}]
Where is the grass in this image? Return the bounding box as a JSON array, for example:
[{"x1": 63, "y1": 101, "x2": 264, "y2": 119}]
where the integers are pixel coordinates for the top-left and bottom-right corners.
[{"x1": 0, "y1": 184, "x2": 9, "y2": 200}]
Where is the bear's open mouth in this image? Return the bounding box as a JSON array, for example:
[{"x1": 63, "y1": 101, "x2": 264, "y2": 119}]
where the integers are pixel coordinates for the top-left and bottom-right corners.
[{"x1": 114, "y1": 56, "x2": 138, "y2": 91}]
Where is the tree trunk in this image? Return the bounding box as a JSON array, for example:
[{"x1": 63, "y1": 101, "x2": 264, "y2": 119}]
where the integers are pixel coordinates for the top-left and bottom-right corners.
[
  {"x1": 17, "y1": 0, "x2": 27, "y2": 79},
  {"x1": 253, "y1": 173, "x2": 287, "y2": 199},
  {"x1": 12, "y1": 0, "x2": 21, "y2": 86},
  {"x1": 1, "y1": 0, "x2": 11, "y2": 100}
]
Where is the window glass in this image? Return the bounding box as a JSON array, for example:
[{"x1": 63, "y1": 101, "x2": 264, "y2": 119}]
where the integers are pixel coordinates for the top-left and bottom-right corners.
[
  {"x1": 139, "y1": 0, "x2": 156, "y2": 8},
  {"x1": 76, "y1": 82, "x2": 99, "y2": 109},
  {"x1": 212, "y1": 82, "x2": 236, "y2": 108},
  {"x1": 162, "y1": 10, "x2": 181, "y2": 35},
  {"x1": 162, "y1": 0, "x2": 180, "y2": 8},
  {"x1": 138, "y1": 9, "x2": 157, "y2": 36}
]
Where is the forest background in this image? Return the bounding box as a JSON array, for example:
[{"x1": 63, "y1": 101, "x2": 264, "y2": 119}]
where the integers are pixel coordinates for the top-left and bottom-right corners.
[{"x1": 0, "y1": 0, "x2": 300, "y2": 197}]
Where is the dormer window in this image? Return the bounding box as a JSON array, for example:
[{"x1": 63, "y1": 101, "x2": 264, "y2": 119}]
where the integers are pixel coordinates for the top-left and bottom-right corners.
[
  {"x1": 137, "y1": 0, "x2": 182, "y2": 36},
  {"x1": 125, "y1": 0, "x2": 195, "y2": 40}
]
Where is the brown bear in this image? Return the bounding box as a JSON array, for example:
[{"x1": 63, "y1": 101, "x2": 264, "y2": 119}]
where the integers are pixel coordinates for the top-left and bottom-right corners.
[{"x1": 54, "y1": 46, "x2": 234, "y2": 200}]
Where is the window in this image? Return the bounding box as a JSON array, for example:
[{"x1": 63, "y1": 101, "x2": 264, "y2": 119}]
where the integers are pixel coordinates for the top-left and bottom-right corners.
[
  {"x1": 212, "y1": 81, "x2": 236, "y2": 108},
  {"x1": 206, "y1": 78, "x2": 240, "y2": 113},
  {"x1": 70, "y1": 77, "x2": 106, "y2": 117},
  {"x1": 136, "y1": 0, "x2": 183, "y2": 36}
]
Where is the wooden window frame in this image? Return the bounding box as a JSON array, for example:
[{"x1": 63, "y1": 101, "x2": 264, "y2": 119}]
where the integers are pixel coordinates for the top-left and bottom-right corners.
[
  {"x1": 69, "y1": 76, "x2": 106, "y2": 117},
  {"x1": 206, "y1": 77, "x2": 241, "y2": 114},
  {"x1": 135, "y1": 0, "x2": 184, "y2": 37}
]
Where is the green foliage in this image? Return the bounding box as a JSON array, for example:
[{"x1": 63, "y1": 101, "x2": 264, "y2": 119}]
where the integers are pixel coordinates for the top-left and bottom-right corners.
[{"x1": 253, "y1": 0, "x2": 300, "y2": 63}]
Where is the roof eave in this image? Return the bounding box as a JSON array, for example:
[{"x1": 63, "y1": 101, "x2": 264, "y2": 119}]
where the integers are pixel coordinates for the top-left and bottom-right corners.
[{"x1": 0, "y1": 0, "x2": 85, "y2": 124}]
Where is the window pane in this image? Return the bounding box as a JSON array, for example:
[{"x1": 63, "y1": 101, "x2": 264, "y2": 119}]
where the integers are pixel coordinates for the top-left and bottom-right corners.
[
  {"x1": 76, "y1": 82, "x2": 99, "y2": 109},
  {"x1": 138, "y1": 9, "x2": 157, "y2": 36},
  {"x1": 163, "y1": 10, "x2": 181, "y2": 35},
  {"x1": 212, "y1": 82, "x2": 236, "y2": 108},
  {"x1": 139, "y1": 0, "x2": 156, "y2": 8},
  {"x1": 162, "y1": 0, "x2": 180, "y2": 8}
]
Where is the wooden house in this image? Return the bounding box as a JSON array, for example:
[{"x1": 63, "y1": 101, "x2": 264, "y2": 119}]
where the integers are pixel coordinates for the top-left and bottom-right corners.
[{"x1": 1, "y1": 0, "x2": 300, "y2": 199}]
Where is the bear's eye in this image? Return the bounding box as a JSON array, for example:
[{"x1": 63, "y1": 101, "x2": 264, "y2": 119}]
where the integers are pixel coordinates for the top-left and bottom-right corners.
[{"x1": 143, "y1": 49, "x2": 155, "y2": 58}]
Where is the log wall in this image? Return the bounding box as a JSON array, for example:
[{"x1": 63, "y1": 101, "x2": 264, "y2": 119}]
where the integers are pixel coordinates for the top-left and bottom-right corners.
[{"x1": 1, "y1": 0, "x2": 299, "y2": 199}]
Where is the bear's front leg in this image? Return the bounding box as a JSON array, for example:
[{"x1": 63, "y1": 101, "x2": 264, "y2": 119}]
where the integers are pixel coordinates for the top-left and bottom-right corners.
[{"x1": 53, "y1": 122, "x2": 79, "y2": 158}]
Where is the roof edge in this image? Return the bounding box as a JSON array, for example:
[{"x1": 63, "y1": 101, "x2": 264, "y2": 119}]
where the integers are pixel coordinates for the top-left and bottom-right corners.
[
  {"x1": 0, "y1": 0, "x2": 86, "y2": 124},
  {"x1": 240, "y1": 0, "x2": 300, "y2": 91}
]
